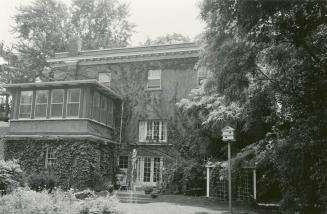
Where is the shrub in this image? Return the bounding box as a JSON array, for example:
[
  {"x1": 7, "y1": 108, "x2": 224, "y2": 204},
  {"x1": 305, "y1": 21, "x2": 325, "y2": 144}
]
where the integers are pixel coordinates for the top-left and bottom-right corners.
[
  {"x1": 0, "y1": 187, "x2": 118, "y2": 214},
  {"x1": 0, "y1": 160, "x2": 25, "y2": 194},
  {"x1": 27, "y1": 173, "x2": 56, "y2": 192},
  {"x1": 75, "y1": 189, "x2": 96, "y2": 200},
  {"x1": 143, "y1": 186, "x2": 153, "y2": 194}
]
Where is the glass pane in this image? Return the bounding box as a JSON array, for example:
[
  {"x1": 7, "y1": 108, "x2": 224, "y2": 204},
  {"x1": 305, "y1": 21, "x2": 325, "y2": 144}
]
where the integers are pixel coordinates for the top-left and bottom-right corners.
[
  {"x1": 147, "y1": 79, "x2": 161, "y2": 88},
  {"x1": 146, "y1": 121, "x2": 153, "y2": 140},
  {"x1": 148, "y1": 70, "x2": 161, "y2": 79},
  {"x1": 68, "y1": 89, "x2": 80, "y2": 103},
  {"x1": 52, "y1": 89, "x2": 64, "y2": 103},
  {"x1": 67, "y1": 103, "x2": 79, "y2": 117},
  {"x1": 20, "y1": 91, "x2": 33, "y2": 104},
  {"x1": 153, "y1": 158, "x2": 160, "y2": 182},
  {"x1": 143, "y1": 157, "x2": 151, "y2": 182},
  {"x1": 35, "y1": 104, "x2": 47, "y2": 118},
  {"x1": 19, "y1": 105, "x2": 32, "y2": 118},
  {"x1": 36, "y1": 90, "x2": 48, "y2": 104},
  {"x1": 51, "y1": 103, "x2": 63, "y2": 117},
  {"x1": 153, "y1": 121, "x2": 159, "y2": 140}
]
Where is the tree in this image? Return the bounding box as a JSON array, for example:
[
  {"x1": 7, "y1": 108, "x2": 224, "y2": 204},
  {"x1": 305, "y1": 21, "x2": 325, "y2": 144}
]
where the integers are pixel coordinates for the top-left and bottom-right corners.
[
  {"x1": 142, "y1": 33, "x2": 191, "y2": 46},
  {"x1": 12, "y1": 0, "x2": 72, "y2": 82},
  {"x1": 71, "y1": 0, "x2": 135, "y2": 49},
  {"x1": 9, "y1": 0, "x2": 135, "y2": 83},
  {"x1": 196, "y1": 0, "x2": 327, "y2": 212}
]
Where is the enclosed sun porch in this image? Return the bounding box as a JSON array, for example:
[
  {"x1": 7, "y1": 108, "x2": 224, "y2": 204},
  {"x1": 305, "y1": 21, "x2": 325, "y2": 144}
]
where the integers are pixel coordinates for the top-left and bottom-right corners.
[{"x1": 3, "y1": 79, "x2": 122, "y2": 144}]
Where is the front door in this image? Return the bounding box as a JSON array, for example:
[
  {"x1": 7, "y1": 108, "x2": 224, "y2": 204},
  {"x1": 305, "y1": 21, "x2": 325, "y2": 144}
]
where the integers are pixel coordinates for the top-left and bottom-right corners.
[{"x1": 135, "y1": 156, "x2": 163, "y2": 186}]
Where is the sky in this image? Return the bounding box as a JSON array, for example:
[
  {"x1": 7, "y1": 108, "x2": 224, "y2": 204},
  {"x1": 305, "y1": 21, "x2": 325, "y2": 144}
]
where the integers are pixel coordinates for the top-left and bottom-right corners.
[{"x1": 0, "y1": 0, "x2": 205, "y2": 47}]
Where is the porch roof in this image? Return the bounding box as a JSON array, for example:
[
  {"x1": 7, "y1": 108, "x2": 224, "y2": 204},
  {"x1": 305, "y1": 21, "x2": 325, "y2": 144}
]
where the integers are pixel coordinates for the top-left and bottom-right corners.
[{"x1": 2, "y1": 79, "x2": 122, "y2": 100}]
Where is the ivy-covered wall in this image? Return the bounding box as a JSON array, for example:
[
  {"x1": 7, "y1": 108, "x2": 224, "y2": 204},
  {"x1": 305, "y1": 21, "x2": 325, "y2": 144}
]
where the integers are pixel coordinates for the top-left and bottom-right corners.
[
  {"x1": 52, "y1": 57, "x2": 199, "y2": 146},
  {"x1": 4, "y1": 139, "x2": 117, "y2": 189}
]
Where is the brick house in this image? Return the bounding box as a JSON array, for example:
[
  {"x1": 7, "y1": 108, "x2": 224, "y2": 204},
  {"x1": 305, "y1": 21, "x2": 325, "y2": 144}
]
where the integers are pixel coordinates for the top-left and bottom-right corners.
[{"x1": 2, "y1": 42, "x2": 203, "y2": 190}]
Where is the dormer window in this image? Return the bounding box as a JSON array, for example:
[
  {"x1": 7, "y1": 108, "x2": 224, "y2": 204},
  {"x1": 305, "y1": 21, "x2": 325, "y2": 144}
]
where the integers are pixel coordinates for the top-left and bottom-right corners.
[
  {"x1": 19, "y1": 91, "x2": 33, "y2": 119},
  {"x1": 147, "y1": 70, "x2": 161, "y2": 89}
]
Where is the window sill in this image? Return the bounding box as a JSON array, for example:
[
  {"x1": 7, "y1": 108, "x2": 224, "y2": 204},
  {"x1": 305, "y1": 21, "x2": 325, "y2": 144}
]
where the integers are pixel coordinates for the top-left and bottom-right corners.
[
  {"x1": 145, "y1": 88, "x2": 162, "y2": 92},
  {"x1": 10, "y1": 118, "x2": 114, "y2": 130}
]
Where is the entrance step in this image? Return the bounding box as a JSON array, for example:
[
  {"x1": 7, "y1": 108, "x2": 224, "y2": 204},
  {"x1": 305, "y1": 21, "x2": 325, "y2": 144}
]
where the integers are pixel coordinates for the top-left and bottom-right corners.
[{"x1": 116, "y1": 191, "x2": 157, "y2": 204}]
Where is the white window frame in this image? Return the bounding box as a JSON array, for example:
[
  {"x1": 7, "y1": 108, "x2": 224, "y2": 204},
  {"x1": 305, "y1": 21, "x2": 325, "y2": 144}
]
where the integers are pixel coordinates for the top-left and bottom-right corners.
[
  {"x1": 139, "y1": 120, "x2": 167, "y2": 143},
  {"x1": 66, "y1": 88, "x2": 81, "y2": 118},
  {"x1": 45, "y1": 147, "x2": 56, "y2": 169},
  {"x1": 34, "y1": 90, "x2": 48, "y2": 118},
  {"x1": 50, "y1": 89, "x2": 64, "y2": 118},
  {"x1": 19, "y1": 91, "x2": 33, "y2": 119},
  {"x1": 147, "y1": 70, "x2": 161, "y2": 89}
]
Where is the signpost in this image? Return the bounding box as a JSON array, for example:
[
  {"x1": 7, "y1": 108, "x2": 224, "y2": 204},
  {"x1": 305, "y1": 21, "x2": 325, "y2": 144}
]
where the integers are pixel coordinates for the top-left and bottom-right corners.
[{"x1": 222, "y1": 126, "x2": 235, "y2": 214}]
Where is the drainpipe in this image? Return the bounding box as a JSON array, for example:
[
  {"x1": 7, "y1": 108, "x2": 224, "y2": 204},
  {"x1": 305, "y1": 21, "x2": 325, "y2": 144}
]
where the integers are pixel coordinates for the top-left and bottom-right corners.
[{"x1": 119, "y1": 101, "x2": 124, "y2": 144}]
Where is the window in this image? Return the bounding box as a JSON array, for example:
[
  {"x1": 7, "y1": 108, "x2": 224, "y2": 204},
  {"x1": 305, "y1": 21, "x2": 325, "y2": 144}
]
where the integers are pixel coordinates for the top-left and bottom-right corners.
[
  {"x1": 153, "y1": 157, "x2": 161, "y2": 182},
  {"x1": 93, "y1": 91, "x2": 100, "y2": 121},
  {"x1": 107, "y1": 99, "x2": 114, "y2": 126},
  {"x1": 66, "y1": 88, "x2": 80, "y2": 117},
  {"x1": 197, "y1": 67, "x2": 208, "y2": 86},
  {"x1": 119, "y1": 156, "x2": 128, "y2": 169},
  {"x1": 98, "y1": 72, "x2": 111, "y2": 85},
  {"x1": 143, "y1": 157, "x2": 151, "y2": 182},
  {"x1": 147, "y1": 70, "x2": 161, "y2": 89},
  {"x1": 50, "y1": 89, "x2": 64, "y2": 117},
  {"x1": 100, "y1": 95, "x2": 107, "y2": 124},
  {"x1": 34, "y1": 90, "x2": 48, "y2": 118},
  {"x1": 139, "y1": 120, "x2": 167, "y2": 143},
  {"x1": 45, "y1": 147, "x2": 56, "y2": 169},
  {"x1": 19, "y1": 91, "x2": 33, "y2": 118}
]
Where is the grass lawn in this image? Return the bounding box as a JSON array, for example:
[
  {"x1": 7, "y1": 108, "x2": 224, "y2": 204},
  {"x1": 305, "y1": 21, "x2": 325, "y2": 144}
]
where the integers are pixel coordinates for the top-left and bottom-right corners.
[{"x1": 117, "y1": 194, "x2": 275, "y2": 214}]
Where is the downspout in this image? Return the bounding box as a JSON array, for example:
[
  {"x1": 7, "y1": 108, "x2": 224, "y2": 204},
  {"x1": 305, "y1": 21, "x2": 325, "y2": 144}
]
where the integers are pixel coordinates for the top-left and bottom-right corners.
[{"x1": 119, "y1": 101, "x2": 124, "y2": 144}]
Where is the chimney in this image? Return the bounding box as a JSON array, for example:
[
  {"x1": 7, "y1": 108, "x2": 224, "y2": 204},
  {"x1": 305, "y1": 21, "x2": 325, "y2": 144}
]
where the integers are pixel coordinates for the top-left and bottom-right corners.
[{"x1": 67, "y1": 36, "x2": 82, "y2": 57}]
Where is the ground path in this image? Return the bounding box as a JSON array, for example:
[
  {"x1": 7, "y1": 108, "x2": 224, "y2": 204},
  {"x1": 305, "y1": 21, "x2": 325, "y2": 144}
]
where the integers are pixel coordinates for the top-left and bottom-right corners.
[{"x1": 116, "y1": 194, "x2": 273, "y2": 214}]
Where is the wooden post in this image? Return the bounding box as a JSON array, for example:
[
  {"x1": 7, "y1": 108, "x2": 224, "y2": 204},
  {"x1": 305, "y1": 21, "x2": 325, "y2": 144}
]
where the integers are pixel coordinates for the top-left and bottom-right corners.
[
  {"x1": 228, "y1": 141, "x2": 232, "y2": 213},
  {"x1": 253, "y1": 168, "x2": 257, "y2": 200},
  {"x1": 206, "y1": 167, "x2": 210, "y2": 197}
]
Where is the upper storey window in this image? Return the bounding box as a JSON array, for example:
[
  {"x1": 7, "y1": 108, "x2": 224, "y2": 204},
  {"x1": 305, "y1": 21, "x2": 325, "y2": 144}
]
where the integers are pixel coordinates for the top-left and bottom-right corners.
[
  {"x1": 66, "y1": 88, "x2": 80, "y2": 117},
  {"x1": 34, "y1": 90, "x2": 48, "y2": 118},
  {"x1": 98, "y1": 72, "x2": 111, "y2": 85},
  {"x1": 19, "y1": 91, "x2": 33, "y2": 118},
  {"x1": 92, "y1": 90, "x2": 115, "y2": 127},
  {"x1": 50, "y1": 89, "x2": 64, "y2": 118},
  {"x1": 139, "y1": 120, "x2": 167, "y2": 143},
  {"x1": 147, "y1": 70, "x2": 161, "y2": 89}
]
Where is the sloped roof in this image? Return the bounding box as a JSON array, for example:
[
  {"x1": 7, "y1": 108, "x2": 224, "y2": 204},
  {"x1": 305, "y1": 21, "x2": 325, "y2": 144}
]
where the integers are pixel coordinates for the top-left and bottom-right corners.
[{"x1": 2, "y1": 79, "x2": 122, "y2": 100}]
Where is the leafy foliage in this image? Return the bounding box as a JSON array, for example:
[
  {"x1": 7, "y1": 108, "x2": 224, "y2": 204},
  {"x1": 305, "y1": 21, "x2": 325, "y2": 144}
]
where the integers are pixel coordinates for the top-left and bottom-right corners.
[
  {"x1": 0, "y1": 188, "x2": 118, "y2": 214},
  {"x1": 142, "y1": 33, "x2": 191, "y2": 46},
  {"x1": 3, "y1": 0, "x2": 134, "y2": 83},
  {"x1": 71, "y1": 0, "x2": 135, "y2": 49},
  {"x1": 195, "y1": 0, "x2": 327, "y2": 212},
  {"x1": 0, "y1": 160, "x2": 25, "y2": 193},
  {"x1": 4, "y1": 139, "x2": 115, "y2": 190},
  {"x1": 28, "y1": 173, "x2": 56, "y2": 192}
]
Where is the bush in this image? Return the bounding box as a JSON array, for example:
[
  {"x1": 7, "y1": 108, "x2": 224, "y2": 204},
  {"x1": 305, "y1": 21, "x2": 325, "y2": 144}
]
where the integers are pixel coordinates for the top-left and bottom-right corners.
[
  {"x1": 0, "y1": 187, "x2": 118, "y2": 214},
  {"x1": 74, "y1": 189, "x2": 96, "y2": 200},
  {"x1": 0, "y1": 160, "x2": 25, "y2": 194},
  {"x1": 143, "y1": 186, "x2": 153, "y2": 194},
  {"x1": 28, "y1": 173, "x2": 56, "y2": 192}
]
